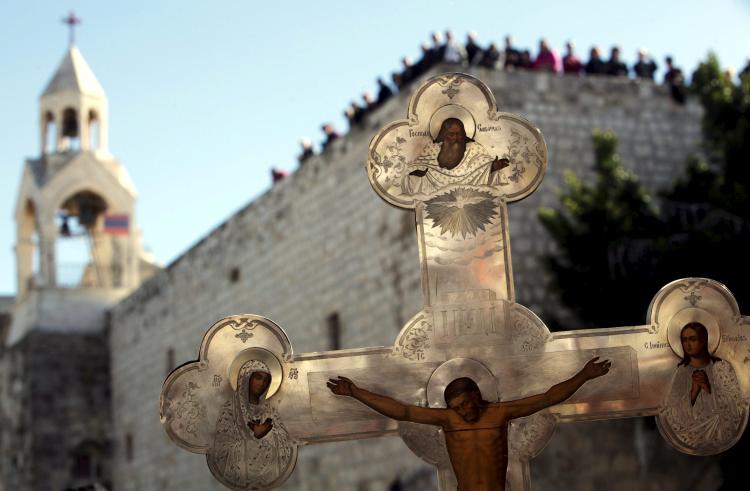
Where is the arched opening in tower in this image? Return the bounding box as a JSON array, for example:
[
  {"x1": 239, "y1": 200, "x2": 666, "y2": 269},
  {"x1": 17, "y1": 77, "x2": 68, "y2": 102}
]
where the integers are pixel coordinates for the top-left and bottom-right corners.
[
  {"x1": 61, "y1": 107, "x2": 80, "y2": 151},
  {"x1": 43, "y1": 111, "x2": 56, "y2": 154},
  {"x1": 18, "y1": 199, "x2": 41, "y2": 291},
  {"x1": 88, "y1": 109, "x2": 100, "y2": 151},
  {"x1": 27, "y1": 201, "x2": 40, "y2": 280},
  {"x1": 56, "y1": 191, "x2": 111, "y2": 288}
]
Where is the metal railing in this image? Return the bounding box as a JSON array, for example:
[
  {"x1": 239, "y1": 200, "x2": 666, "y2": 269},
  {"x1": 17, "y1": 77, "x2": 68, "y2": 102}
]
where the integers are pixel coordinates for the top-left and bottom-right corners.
[{"x1": 53, "y1": 262, "x2": 124, "y2": 289}]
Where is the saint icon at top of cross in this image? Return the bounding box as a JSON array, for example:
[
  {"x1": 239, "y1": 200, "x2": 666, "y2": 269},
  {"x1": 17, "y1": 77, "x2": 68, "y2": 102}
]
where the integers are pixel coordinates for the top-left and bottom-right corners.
[
  {"x1": 367, "y1": 73, "x2": 547, "y2": 210},
  {"x1": 62, "y1": 11, "x2": 82, "y2": 46},
  {"x1": 368, "y1": 73, "x2": 548, "y2": 306}
]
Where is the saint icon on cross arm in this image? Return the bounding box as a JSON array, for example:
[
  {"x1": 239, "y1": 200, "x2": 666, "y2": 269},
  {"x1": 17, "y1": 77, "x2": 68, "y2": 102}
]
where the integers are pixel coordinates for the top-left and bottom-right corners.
[
  {"x1": 402, "y1": 115, "x2": 511, "y2": 196},
  {"x1": 207, "y1": 359, "x2": 294, "y2": 490},
  {"x1": 660, "y1": 322, "x2": 745, "y2": 454}
]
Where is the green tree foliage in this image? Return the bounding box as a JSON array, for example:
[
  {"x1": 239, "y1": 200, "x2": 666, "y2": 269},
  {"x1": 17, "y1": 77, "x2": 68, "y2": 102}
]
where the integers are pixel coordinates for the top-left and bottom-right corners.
[
  {"x1": 539, "y1": 53, "x2": 750, "y2": 329},
  {"x1": 689, "y1": 53, "x2": 750, "y2": 198},
  {"x1": 538, "y1": 131, "x2": 663, "y2": 328},
  {"x1": 658, "y1": 54, "x2": 750, "y2": 317}
]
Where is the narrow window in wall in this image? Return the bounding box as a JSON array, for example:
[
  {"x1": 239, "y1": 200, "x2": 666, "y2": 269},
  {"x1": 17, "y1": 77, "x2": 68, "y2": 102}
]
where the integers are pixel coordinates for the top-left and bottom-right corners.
[
  {"x1": 72, "y1": 450, "x2": 92, "y2": 478},
  {"x1": 125, "y1": 433, "x2": 134, "y2": 461},
  {"x1": 229, "y1": 267, "x2": 241, "y2": 284},
  {"x1": 327, "y1": 312, "x2": 341, "y2": 350}
]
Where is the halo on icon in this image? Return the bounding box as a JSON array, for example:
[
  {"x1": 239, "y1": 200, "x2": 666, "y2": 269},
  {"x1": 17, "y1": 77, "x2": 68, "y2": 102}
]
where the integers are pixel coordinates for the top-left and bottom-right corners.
[
  {"x1": 429, "y1": 104, "x2": 477, "y2": 141},
  {"x1": 666, "y1": 307, "x2": 721, "y2": 358},
  {"x1": 427, "y1": 357, "x2": 498, "y2": 407},
  {"x1": 228, "y1": 347, "x2": 283, "y2": 398}
]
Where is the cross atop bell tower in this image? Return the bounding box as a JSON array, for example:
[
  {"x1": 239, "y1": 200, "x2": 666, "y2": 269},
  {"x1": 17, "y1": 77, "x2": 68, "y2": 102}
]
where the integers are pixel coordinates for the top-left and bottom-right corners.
[{"x1": 62, "y1": 11, "x2": 81, "y2": 46}]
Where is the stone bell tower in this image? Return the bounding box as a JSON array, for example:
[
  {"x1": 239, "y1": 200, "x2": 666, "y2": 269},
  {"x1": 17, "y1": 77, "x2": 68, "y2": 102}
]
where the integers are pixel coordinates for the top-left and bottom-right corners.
[
  {"x1": 10, "y1": 40, "x2": 155, "y2": 342},
  {"x1": 16, "y1": 45, "x2": 138, "y2": 298},
  {"x1": 0, "y1": 18, "x2": 158, "y2": 490}
]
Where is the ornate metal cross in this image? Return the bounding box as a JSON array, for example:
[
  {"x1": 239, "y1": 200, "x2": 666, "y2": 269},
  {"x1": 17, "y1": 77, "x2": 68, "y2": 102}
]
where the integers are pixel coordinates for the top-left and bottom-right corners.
[{"x1": 160, "y1": 73, "x2": 750, "y2": 490}]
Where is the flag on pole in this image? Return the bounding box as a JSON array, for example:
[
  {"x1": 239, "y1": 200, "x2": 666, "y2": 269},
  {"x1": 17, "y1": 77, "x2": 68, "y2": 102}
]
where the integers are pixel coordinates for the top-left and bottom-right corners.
[{"x1": 104, "y1": 214, "x2": 129, "y2": 235}]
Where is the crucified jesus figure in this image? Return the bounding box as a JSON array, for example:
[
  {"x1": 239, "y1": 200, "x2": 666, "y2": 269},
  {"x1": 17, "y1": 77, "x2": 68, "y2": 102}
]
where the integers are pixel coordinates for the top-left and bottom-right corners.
[{"x1": 327, "y1": 357, "x2": 611, "y2": 491}]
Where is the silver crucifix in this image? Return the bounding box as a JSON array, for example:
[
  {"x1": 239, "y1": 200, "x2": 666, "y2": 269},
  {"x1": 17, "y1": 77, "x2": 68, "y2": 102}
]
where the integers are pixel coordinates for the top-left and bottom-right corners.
[{"x1": 160, "y1": 73, "x2": 750, "y2": 490}]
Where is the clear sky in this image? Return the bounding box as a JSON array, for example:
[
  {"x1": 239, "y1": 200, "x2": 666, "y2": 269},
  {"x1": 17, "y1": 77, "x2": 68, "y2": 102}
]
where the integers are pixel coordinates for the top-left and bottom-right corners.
[{"x1": 1, "y1": 0, "x2": 749, "y2": 295}]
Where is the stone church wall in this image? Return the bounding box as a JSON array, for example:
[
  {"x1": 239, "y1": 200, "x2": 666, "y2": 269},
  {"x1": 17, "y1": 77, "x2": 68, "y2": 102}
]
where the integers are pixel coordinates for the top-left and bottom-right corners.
[
  {"x1": 0, "y1": 330, "x2": 112, "y2": 491},
  {"x1": 109, "y1": 67, "x2": 704, "y2": 490}
]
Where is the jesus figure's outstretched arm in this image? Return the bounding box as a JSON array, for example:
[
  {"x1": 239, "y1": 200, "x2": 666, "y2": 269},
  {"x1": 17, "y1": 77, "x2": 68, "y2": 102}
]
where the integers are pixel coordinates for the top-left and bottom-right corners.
[
  {"x1": 503, "y1": 357, "x2": 611, "y2": 419},
  {"x1": 327, "y1": 376, "x2": 449, "y2": 426}
]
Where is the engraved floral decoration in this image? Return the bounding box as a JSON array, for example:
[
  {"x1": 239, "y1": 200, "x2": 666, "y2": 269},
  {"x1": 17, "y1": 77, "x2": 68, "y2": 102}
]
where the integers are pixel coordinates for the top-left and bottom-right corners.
[
  {"x1": 425, "y1": 188, "x2": 497, "y2": 238},
  {"x1": 371, "y1": 135, "x2": 407, "y2": 190},
  {"x1": 172, "y1": 382, "x2": 208, "y2": 438},
  {"x1": 681, "y1": 285, "x2": 703, "y2": 306},
  {"x1": 509, "y1": 411, "x2": 557, "y2": 458},
  {"x1": 684, "y1": 291, "x2": 702, "y2": 306},
  {"x1": 505, "y1": 127, "x2": 536, "y2": 183},
  {"x1": 228, "y1": 318, "x2": 261, "y2": 343},
  {"x1": 376, "y1": 137, "x2": 407, "y2": 170},
  {"x1": 395, "y1": 319, "x2": 432, "y2": 361},
  {"x1": 398, "y1": 421, "x2": 452, "y2": 468},
  {"x1": 677, "y1": 280, "x2": 705, "y2": 307},
  {"x1": 438, "y1": 74, "x2": 464, "y2": 100},
  {"x1": 511, "y1": 310, "x2": 548, "y2": 354}
]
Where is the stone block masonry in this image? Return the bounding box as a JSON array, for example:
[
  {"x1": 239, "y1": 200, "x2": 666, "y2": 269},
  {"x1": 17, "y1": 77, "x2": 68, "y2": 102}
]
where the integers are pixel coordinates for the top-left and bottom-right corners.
[{"x1": 0, "y1": 331, "x2": 112, "y2": 491}]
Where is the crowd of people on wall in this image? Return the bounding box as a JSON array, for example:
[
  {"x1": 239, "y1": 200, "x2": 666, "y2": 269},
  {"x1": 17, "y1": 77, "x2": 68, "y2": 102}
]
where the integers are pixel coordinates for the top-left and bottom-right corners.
[{"x1": 270, "y1": 31, "x2": 750, "y2": 183}]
